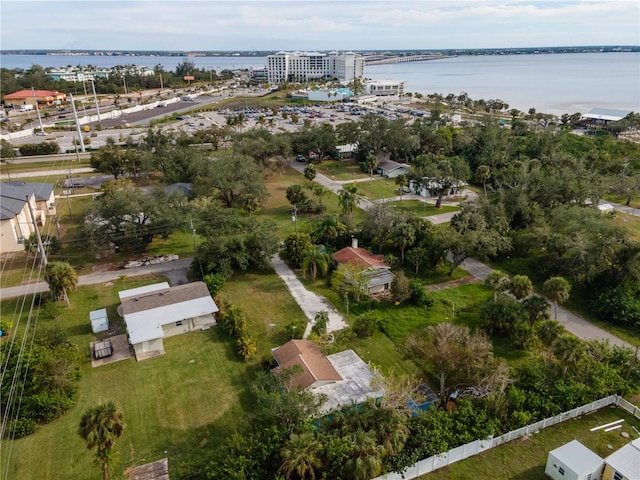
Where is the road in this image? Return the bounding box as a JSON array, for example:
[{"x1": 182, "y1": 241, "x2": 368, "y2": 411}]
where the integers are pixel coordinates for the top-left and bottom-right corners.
[
  {"x1": 305, "y1": 164, "x2": 637, "y2": 350},
  {"x1": 0, "y1": 258, "x2": 193, "y2": 300},
  {"x1": 458, "y1": 258, "x2": 634, "y2": 349}
]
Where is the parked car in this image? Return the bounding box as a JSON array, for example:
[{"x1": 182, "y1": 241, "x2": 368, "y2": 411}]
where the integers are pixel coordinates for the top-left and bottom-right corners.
[
  {"x1": 295, "y1": 154, "x2": 306, "y2": 162},
  {"x1": 176, "y1": 116, "x2": 185, "y2": 120},
  {"x1": 36, "y1": 131, "x2": 48, "y2": 136}
]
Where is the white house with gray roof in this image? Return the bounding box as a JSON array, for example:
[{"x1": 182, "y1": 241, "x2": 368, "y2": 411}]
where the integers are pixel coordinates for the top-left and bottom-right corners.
[
  {"x1": 120, "y1": 282, "x2": 218, "y2": 361},
  {"x1": 0, "y1": 182, "x2": 55, "y2": 253}
]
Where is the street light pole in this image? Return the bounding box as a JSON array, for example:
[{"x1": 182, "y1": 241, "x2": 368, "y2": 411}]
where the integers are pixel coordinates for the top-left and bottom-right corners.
[{"x1": 291, "y1": 204, "x2": 298, "y2": 233}]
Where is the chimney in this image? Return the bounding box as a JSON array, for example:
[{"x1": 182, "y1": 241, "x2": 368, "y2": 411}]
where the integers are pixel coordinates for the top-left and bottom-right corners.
[{"x1": 351, "y1": 237, "x2": 358, "y2": 249}]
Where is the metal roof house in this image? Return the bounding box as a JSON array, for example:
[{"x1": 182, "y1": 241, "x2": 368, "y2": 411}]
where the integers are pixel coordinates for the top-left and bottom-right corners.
[
  {"x1": 120, "y1": 282, "x2": 218, "y2": 361},
  {"x1": 582, "y1": 108, "x2": 631, "y2": 125},
  {"x1": 376, "y1": 159, "x2": 410, "y2": 179},
  {"x1": 545, "y1": 440, "x2": 604, "y2": 480},
  {"x1": 603, "y1": 437, "x2": 640, "y2": 480},
  {"x1": 272, "y1": 340, "x2": 383, "y2": 414}
]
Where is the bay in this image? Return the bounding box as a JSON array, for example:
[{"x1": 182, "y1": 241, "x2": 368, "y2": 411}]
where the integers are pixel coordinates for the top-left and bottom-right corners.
[
  {"x1": 365, "y1": 52, "x2": 640, "y2": 116},
  {"x1": 1, "y1": 52, "x2": 638, "y2": 115}
]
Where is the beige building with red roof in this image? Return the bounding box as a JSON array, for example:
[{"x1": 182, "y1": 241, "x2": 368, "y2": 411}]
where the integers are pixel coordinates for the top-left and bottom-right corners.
[
  {"x1": 272, "y1": 340, "x2": 384, "y2": 413},
  {"x1": 332, "y1": 238, "x2": 396, "y2": 294},
  {"x1": 272, "y1": 339, "x2": 342, "y2": 390},
  {"x1": 3, "y1": 89, "x2": 67, "y2": 107}
]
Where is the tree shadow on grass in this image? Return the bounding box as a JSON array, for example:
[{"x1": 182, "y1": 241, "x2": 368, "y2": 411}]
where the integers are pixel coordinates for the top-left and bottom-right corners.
[{"x1": 510, "y1": 465, "x2": 547, "y2": 480}]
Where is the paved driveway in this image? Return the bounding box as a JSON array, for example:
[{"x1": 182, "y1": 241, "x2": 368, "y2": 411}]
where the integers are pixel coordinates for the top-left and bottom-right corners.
[{"x1": 271, "y1": 253, "x2": 346, "y2": 337}]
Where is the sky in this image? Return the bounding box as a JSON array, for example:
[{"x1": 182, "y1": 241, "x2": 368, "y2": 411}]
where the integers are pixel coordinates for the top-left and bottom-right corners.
[{"x1": 1, "y1": 0, "x2": 638, "y2": 51}]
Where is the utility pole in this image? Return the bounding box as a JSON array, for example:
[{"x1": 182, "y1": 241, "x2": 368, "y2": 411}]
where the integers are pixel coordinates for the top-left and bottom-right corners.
[
  {"x1": 90, "y1": 79, "x2": 101, "y2": 123},
  {"x1": 69, "y1": 93, "x2": 86, "y2": 152},
  {"x1": 26, "y1": 195, "x2": 49, "y2": 281},
  {"x1": 55, "y1": 217, "x2": 65, "y2": 260},
  {"x1": 190, "y1": 217, "x2": 204, "y2": 278},
  {"x1": 31, "y1": 87, "x2": 45, "y2": 132},
  {"x1": 123, "y1": 75, "x2": 128, "y2": 95}
]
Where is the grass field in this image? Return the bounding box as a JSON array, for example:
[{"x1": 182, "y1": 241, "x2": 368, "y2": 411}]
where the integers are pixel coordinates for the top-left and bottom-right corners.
[
  {"x1": 419, "y1": 406, "x2": 640, "y2": 480},
  {"x1": 354, "y1": 178, "x2": 402, "y2": 200},
  {"x1": 1, "y1": 267, "x2": 307, "y2": 480},
  {"x1": 385, "y1": 200, "x2": 459, "y2": 217},
  {"x1": 315, "y1": 160, "x2": 369, "y2": 182}
]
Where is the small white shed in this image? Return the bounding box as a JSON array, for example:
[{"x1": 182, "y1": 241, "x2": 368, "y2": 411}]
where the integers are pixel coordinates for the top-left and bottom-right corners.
[
  {"x1": 90, "y1": 308, "x2": 109, "y2": 333},
  {"x1": 545, "y1": 440, "x2": 604, "y2": 480}
]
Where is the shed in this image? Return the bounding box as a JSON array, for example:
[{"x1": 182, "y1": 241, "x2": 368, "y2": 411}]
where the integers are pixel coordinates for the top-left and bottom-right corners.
[
  {"x1": 90, "y1": 308, "x2": 109, "y2": 333},
  {"x1": 603, "y1": 437, "x2": 640, "y2": 480},
  {"x1": 545, "y1": 440, "x2": 604, "y2": 480}
]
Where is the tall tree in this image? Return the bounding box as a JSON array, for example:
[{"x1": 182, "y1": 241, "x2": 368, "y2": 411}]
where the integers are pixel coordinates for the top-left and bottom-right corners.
[
  {"x1": 522, "y1": 295, "x2": 550, "y2": 327},
  {"x1": 45, "y1": 261, "x2": 78, "y2": 307},
  {"x1": 78, "y1": 402, "x2": 125, "y2": 480},
  {"x1": 392, "y1": 222, "x2": 416, "y2": 264},
  {"x1": 338, "y1": 183, "x2": 361, "y2": 215},
  {"x1": 302, "y1": 246, "x2": 331, "y2": 282},
  {"x1": 279, "y1": 432, "x2": 323, "y2": 480},
  {"x1": 343, "y1": 431, "x2": 385, "y2": 480},
  {"x1": 509, "y1": 274, "x2": 533, "y2": 300},
  {"x1": 364, "y1": 153, "x2": 378, "y2": 180},
  {"x1": 484, "y1": 271, "x2": 510, "y2": 302},
  {"x1": 543, "y1": 276, "x2": 571, "y2": 320},
  {"x1": 475, "y1": 164, "x2": 491, "y2": 197}
]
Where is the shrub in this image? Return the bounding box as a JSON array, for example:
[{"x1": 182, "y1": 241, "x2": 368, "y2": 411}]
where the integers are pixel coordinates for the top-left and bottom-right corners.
[
  {"x1": 409, "y1": 279, "x2": 432, "y2": 306},
  {"x1": 352, "y1": 312, "x2": 381, "y2": 337},
  {"x1": 203, "y1": 272, "x2": 226, "y2": 296}
]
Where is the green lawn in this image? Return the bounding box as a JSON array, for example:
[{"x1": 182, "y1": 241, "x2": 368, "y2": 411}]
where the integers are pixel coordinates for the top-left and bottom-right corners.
[
  {"x1": 355, "y1": 178, "x2": 402, "y2": 200},
  {"x1": 385, "y1": 200, "x2": 459, "y2": 217},
  {"x1": 2, "y1": 269, "x2": 304, "y2": 480},
  {"x1": 419, "y1": 406, "x2": 640, "y2": 480},
  {"x1": 613, "y1": 211, "x2": 640, "y2": 241},
  {"x1": 315, "y1": 160, "x2": 369, "y2": 181},
  {"x1": 219, "y1": 270, "x2": 310, "y2": 357},
  {"x1": 257, "y1": 166, "x2": 365, "y2": 239}
]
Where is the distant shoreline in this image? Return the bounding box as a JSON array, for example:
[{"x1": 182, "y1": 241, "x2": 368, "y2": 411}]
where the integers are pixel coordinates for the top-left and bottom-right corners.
[{"x1": 0, "y1": 45, "x2": 638, "y2": 58}]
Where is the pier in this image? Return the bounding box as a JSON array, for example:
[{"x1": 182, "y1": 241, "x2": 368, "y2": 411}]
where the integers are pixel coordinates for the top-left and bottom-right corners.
[{"x1": 364, "y1": 54, "x2": 451, "y2": 65}]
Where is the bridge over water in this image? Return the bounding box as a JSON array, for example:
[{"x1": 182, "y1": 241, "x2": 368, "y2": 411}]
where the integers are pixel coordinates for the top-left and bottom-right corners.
[{"x1": 364, "y1": 54, "x2": 451, "y2": 65}]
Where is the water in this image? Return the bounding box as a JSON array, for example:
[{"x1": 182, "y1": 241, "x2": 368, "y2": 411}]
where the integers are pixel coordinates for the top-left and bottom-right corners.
[
  {"x1": 1, "y1": 52, "x2": 638, "y2": 115},
  {"x1": 0, "y1": 54, "x2": 266, "y2": 72},
  {"x1": 365, "y1": 53, "x2": 640, "y2": 115}
]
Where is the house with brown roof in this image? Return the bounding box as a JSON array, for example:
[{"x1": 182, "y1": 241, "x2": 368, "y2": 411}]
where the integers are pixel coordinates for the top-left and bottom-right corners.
[
  {"x1": 272, "y1": 340, "x2": 384, "y2": 413},
  {"x1": 120, "y1": 282, "x2": 218, "y2": 361},
  {"x1": 272, "y1": 339, "x2": 342, "y2": 390},
  {"x1": 332, "y1": 238, "x2": 396, "y2": 294},
  {"x1": 3, "y1": 89, "x2": 67, "y2": 107}
]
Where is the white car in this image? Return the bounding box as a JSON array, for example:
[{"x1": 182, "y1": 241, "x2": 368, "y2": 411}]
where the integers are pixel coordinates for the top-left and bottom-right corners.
[{"x1": 36, "y1": 131, "x2": 48, "y2": 136}]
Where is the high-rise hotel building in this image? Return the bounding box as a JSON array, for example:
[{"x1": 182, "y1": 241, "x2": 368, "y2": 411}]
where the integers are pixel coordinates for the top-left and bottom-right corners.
[{"x1": 267, "y1": 51, "x2": 364, "y2": 85}]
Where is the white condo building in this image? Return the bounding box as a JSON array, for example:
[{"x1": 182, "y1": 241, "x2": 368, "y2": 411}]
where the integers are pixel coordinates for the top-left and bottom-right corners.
[{"x1": 267, "y1": 51, "x2": 364, "y2": 85}]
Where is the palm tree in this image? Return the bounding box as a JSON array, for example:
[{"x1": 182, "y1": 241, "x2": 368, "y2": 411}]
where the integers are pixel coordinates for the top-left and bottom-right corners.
[
  {"x1": 279, "y1": 432, "x2": 323, "y2": 480},
  {"x1": 554, "y1": 335, "x2": 585, "y2": 377},
  {"x1": 522, "y1": 294, "x2": 550, "y2": 327},
  {"x1": 338, "y1": 184, "x2": 360, "y2": 215},
  {"x1": 391, "y1": 222, "x2": 416, "y2": 264},
  {"x1": 484, "y1": 271, "x2": 510, "y2": 302},
  {"x1": 537, "y1": 319, "x2": 564, "y2": 360},
  {"x1": 302, "y1": 247, "x2": 331, "y2": 282},
  {"x1": 509, "y1": 274, "x2": 533, "y2": 300},
  {"x1": 236, "y1": 335, "x2": 257, "y2": 361},
  {"x1": 543, "y1": 276, "x2": 571, "y2": 320},
  {"x1": 395, "y1": 174, "x2": 408, "y2": 200},
  {"x1": 344, "y1": 430, "x2": 385, "y2": 480},
  {"x1": 78, "y1": 402, "x2": 125, "y2": 480},
  {"x1": 314, "y1": 214, "x2": 346, "y2": 245},
  {"x1": 46, "y1": 261, "x2": 78, "y2": 307},
  {"x1": 475, "y1": 165, "x2": 491, "y2": 197},
  {"x1": 364, "y1": 153, "x2": 378, "y2": 179}
]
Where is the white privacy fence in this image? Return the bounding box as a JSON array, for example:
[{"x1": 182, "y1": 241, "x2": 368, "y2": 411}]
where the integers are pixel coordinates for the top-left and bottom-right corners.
[{"x1": 375, "y1": 395, "x2": 640, "y2": 480}]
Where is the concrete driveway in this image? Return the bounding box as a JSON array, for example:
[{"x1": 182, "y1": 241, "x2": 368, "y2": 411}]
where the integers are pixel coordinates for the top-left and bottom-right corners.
[{"x1": 271, "y1": 253, "x2": 347, "y2": 337}]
